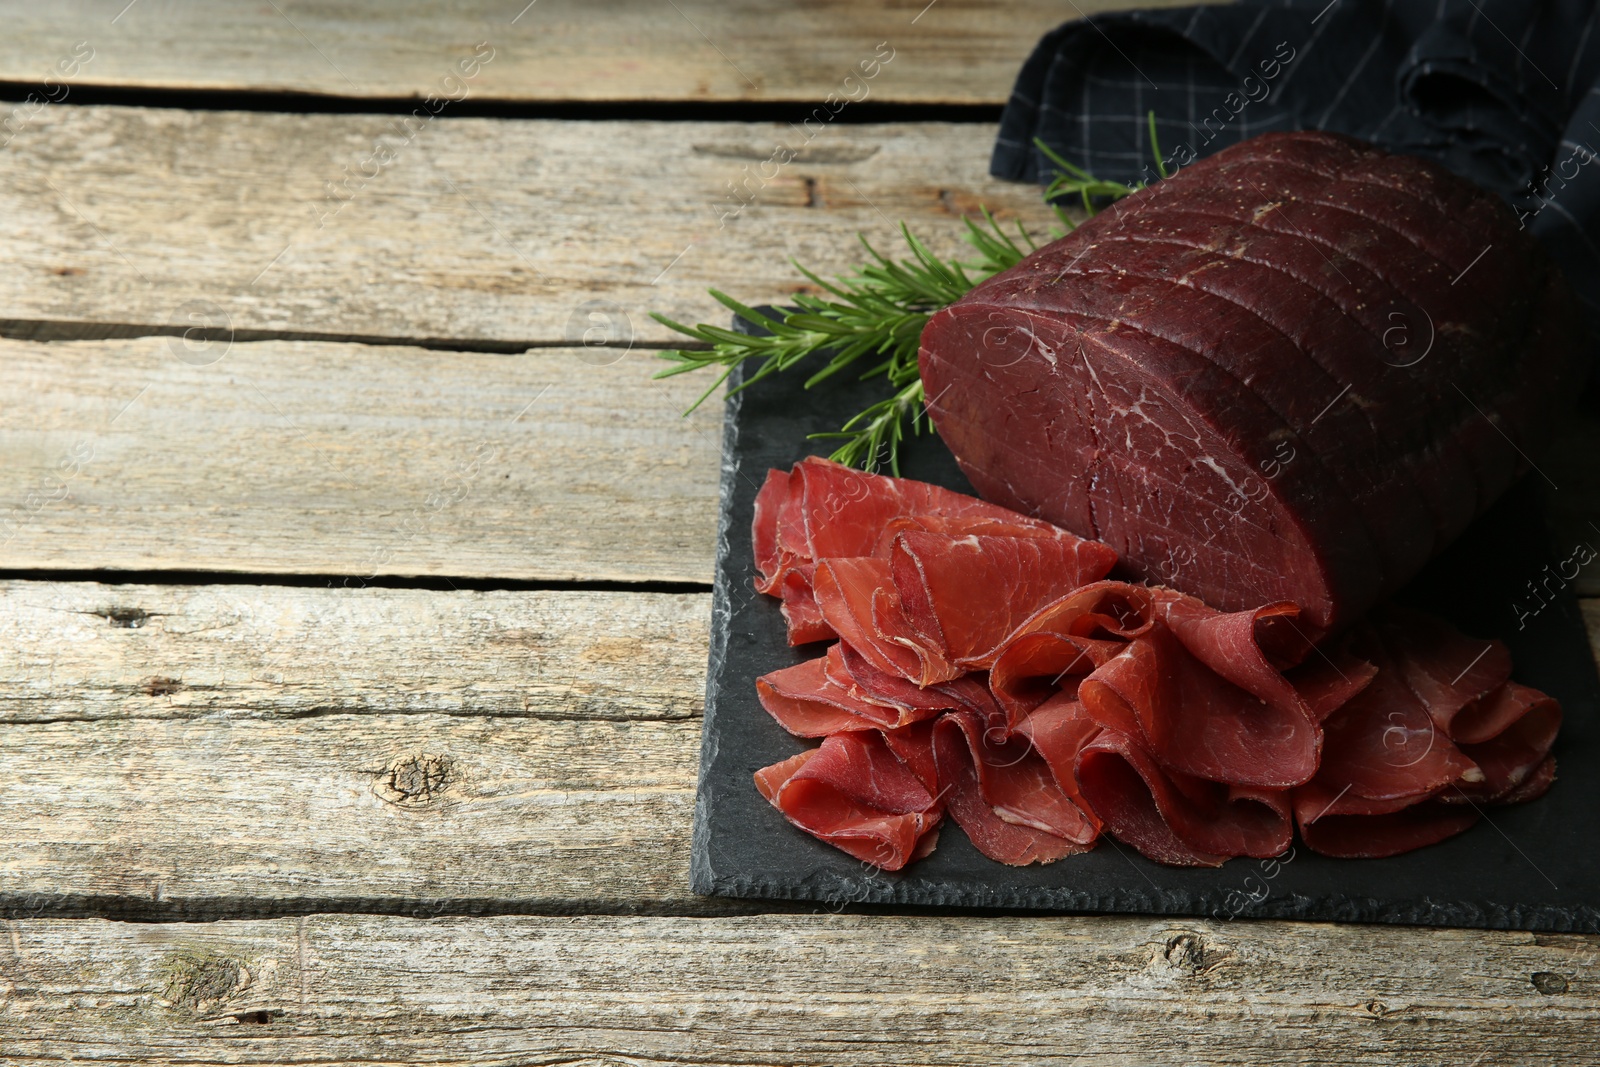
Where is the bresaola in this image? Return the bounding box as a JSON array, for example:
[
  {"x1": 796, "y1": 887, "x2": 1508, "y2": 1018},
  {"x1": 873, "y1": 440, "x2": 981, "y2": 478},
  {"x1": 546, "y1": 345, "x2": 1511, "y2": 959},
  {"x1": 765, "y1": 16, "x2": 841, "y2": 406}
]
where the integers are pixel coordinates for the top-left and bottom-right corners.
[
  {"x1": 750, "y1": 458, "x2": 1560, "y2": 870},
  {"x1": 918, "y1": 131, "x2": 1590, "y2": 640}
]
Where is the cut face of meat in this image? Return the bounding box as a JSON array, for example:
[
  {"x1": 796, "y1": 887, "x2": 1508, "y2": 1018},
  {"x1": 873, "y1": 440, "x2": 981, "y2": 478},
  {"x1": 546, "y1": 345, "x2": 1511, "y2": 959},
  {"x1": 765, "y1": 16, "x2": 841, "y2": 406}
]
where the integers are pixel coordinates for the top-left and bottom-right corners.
[{"x1": 919, "y1": 131, "x2": 1589, "y2": 638}]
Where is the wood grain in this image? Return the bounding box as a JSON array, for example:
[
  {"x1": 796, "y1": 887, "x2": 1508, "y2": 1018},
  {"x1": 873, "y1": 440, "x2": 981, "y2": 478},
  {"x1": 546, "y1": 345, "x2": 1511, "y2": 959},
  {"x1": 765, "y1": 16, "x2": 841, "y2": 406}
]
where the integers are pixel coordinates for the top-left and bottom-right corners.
[
  {"x1": 0, "y1": 0, "x2": 1193, "y2": 105},
  {"x1": 0, "y1": 107, "x2": 1052, "y2": 345},
  {"x1": 0, "y1": 709, "x2": 706, "y2": 917},
  {"x1": 0, "y1": 337, "x2": 725, "y2": 580},
  {"x1": 0, "y1": 582, "x2": 709, "y2": 723},
  {"x1": 2, "y1": 913, "x2": 1596, "y2": 1065}
]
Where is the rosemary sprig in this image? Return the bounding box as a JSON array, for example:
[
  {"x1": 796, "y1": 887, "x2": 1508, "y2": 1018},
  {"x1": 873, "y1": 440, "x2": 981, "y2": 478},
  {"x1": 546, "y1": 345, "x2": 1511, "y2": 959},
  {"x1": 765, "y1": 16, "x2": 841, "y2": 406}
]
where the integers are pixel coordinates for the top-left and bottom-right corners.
[
  {"x1": 650, "y1": 209, "x2": 1035, "y2": 473},
  {"x1": 652, "y1": 113, "x2": 1165, "y2": 474}
]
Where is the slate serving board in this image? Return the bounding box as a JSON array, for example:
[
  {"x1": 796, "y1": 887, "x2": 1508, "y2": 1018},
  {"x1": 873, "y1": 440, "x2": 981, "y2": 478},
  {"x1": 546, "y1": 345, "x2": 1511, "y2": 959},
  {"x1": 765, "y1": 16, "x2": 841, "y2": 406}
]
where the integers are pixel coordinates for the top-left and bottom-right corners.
[{"x1": 689, "y1": 323, "x2": 1600, "y2": 931}]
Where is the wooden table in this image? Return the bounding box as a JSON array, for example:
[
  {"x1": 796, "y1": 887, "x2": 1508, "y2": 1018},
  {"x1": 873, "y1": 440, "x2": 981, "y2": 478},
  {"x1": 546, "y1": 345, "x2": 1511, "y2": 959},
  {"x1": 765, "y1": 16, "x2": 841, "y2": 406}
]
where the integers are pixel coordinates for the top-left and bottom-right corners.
[{"x1": 0, "y1": 3, "x2": 1596, "y2": 1062}]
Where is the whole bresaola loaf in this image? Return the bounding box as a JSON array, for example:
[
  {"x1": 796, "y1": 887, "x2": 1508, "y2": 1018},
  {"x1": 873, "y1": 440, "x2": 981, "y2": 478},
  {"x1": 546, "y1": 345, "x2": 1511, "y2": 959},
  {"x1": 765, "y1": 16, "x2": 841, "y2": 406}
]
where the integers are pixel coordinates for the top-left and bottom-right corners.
[{"x1": 919, "y1": 131, "x2": 1589, "y2": 638}]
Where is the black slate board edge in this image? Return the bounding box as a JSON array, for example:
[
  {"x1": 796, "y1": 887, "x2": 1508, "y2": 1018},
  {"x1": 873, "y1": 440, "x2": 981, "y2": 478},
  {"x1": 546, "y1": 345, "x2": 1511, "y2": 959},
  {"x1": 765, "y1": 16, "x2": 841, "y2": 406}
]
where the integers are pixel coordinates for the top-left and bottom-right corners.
[
  {"x1": 688, "y1": 349, "x2": 751, "y2": 899},
  {"x1": 688, "y1": 313, "x2": 1600, "y2": 933}
]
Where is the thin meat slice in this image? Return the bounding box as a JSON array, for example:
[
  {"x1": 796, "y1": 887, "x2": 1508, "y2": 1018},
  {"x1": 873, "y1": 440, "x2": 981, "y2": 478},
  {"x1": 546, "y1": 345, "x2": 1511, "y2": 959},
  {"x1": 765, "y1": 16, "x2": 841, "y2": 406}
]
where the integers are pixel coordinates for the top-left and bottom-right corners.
[
  {"x1": 775, "y1": 565, "x2": 834, "y2": 645},
  {"x1": 752, "y1": 467, "x2": 794, "y2": 594},
  {"x1": 990, "y1": 630, "x2": 1127, "y2": 730},
  {"x1": 1442, "y1": 686, "x2": 1561, "y2": 804},
  {"x1": 1014, "y1": 694, "x2": 1104, "y2": 835},
  {"x1": 1292, "y1": 780, "x2": 1479, "y2": 859},
  {"x1": 813, "y1": 557, "x2": 956, "y2": 684},
  {"x1": 1312, "y1": 663, "x2": 1480, "y2": 802},
  {"x1": 757, "y1": 651, "x2": 942, "y2": 736},
  {"x1": 794, "y1": 455, "x2": 1076, "y2": 563},
  {"x1": 753, "y1": 732, "x2": 943, "y2": 871},
  {"x1": 833, "y1": 641, "x2": 961, "y2": 721},
  {"x1": 1361, "y1": 605, "x2": 1514, "y2": 743},
  {"x1": 1079, "y1": 621, "x2": 1322, "y2": 788},
  {"x1": 1076, "y1": 728, "x2": 1292, "y2": 864},
  {"x1": 889, "y1": 529, "x2": 1118, "y2": 670},
  {"x1": 1074, "y1": 730, "x2": 1223, "y2": 867},
  {"x1": 931, "y1": 710, "x2": 1096, "y2": 863}
]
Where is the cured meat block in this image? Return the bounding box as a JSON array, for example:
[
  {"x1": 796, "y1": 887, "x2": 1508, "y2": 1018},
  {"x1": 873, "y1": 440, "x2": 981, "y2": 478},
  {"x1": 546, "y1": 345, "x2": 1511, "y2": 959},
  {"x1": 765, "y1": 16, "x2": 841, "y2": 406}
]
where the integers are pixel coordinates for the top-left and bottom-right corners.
[{"x1": 919, "y1": 131, "x2": 1589, "y2": 637}]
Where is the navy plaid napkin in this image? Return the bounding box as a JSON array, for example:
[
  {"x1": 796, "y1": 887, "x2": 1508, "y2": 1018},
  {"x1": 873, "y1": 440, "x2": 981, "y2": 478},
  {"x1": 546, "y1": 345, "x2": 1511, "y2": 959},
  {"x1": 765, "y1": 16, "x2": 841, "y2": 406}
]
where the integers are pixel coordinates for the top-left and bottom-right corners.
[{"x1": 993, "y1": 0, "x2": 1600, "y2": 333}]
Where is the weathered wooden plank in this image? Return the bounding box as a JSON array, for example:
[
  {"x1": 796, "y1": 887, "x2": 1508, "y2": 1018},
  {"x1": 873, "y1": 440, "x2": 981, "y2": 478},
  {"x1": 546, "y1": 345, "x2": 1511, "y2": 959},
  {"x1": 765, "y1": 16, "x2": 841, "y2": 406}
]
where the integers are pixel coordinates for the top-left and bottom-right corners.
[
  {"x1": 0, "y1": 338, "x2": 724, "y2": 580},
  {"x1": 2, "y1": 913, "x2": 1597, "y2": 1065},
  {"x1": 0, "y1": 709, "x2": 706, "y2": 917},
  {"x1": 0, "y1": 0, "x2": 1190, "y2": 105},
  {"x1": 0, "y1": 582, "x2": 709, "y2": 723},
  {"x1": 0, "y1": 108, "x2": 1052, "y2": 345}
]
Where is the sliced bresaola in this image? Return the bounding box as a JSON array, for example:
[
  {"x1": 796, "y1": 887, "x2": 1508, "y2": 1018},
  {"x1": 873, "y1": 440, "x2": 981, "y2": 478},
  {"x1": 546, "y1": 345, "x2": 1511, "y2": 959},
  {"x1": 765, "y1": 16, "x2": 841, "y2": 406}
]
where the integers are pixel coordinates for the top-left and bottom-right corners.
[
  {"x1": 753, "y1": 457, "x2": 1106, "y2": 645},
  {"x1": 990, "y1": 629, "x2": 1128, "y2": 730},
  {"x1": 813, "y1": 556, "x2": 957, "y2": 684},
  {"x1": 1291, "y1": 780, "x2": 1480, "y2": 859},
  {"x1": 1361, "y1": 604, "x2": 1517, "y2": 744},
  {"x1": 929, "y1": 709, "x2": 1097, "y2": 864},
  {"x1": 1310, "y1": 662, "x2": 1480, "y2": 803},
  {"x1": 793, "y1": 455, "x2": 1077, "y2": 562},
  {"x1": 889, "y1": 528, "x2": 1118, "y2": 670},
  {"x1": 756, "y1": 647, "x2": 945, "y2": 737},
  {"x1": 1078, "y1": 621, "x2": 1323, "y2": 788},
  {"x1": 752, "y1": 732, "x2": 943, "y2": 871},
  {"x1": 1442, "y1": 683, "x2": 1562, "y2": 805},
  {"x1": 1075, "y1": 727, "x2": 1293, "y2": 866},
  {"x1": 1013, "y1": 693, "x2": 1104, "y2": 836}
]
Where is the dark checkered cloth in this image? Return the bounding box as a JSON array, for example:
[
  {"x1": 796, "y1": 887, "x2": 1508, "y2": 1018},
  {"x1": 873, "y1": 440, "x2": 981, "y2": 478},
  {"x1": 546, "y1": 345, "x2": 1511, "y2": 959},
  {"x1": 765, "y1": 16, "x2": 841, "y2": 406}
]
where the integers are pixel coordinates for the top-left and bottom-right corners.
[{"x1": 993, "y1": 0, "x2": 1600, "y2": 335}]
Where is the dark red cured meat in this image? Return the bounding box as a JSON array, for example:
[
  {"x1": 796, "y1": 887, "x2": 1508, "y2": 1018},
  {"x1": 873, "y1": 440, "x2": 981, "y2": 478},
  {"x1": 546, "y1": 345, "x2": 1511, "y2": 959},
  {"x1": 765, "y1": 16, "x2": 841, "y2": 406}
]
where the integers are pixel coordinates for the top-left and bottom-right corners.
[
  {"x1": 1079, "y1": 621, "x2": 1322, "y2": 788},
  {"x1": 756, "y1": 647, "x2": 948, "y2": 736},
  {"x1": 1013, "y1": 694, "x2": 1105, "y2": 836},
  {"x1": 919, "y1": 131, "x2": 1589, "y2": 638},
  {"x1": 1075, "y1": 727, "x2": 1294, "y2": 866},
  {"x1": 812, "y1": 556, "x2": 955, "y2": 683},
  {"x1": 1291, "y1": 782, "x2": 1480, "y2": 859},
  {"x1": 930, "y1": 710, "x2": 1096, "y2": 864},
  {"x1": 748, "y1": 455, "x2": 1563, "y2": 870},
  {"x1": 752, "y1": 457, "x2": 1089, "y2": 645},
  {"x1": 753, "y1": 732, "x2": 943, "y2": 871},
  {"x1": 889, "y1": 528, "x2": 1116, "y2": 668}
]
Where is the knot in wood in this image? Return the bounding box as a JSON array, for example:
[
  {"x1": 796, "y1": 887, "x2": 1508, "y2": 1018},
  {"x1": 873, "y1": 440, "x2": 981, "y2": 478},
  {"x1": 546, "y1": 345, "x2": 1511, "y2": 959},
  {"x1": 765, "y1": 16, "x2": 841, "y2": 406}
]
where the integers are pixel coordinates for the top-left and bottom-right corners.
[
  {"x1": 160, "y1": 950, "x2": 250, "y2": 1013},
  {"x1": 1161, "y1": 932, "x2": 1223, "y2": 975},
  {"x1": 102, "y1": 606, "x2": 149, "y2": 628},
  {"x1": 1532, "y1": 971, "x2": 1569, "y2": 995},
  {"x1": 375, "y1": 752, "x2": 453, "y2": 806}
]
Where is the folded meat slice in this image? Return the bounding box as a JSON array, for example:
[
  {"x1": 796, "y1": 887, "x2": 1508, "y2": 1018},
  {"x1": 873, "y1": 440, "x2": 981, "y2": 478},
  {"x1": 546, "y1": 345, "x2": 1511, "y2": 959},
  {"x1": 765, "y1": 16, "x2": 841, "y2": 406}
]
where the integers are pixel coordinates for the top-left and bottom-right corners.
[
  {"x1": 794, "y1": 455, "x2": 1075, "y2": 561},
  {"x1": 990, "y1": 629, "x2": 1127, "y2": 730},
  {"x1": 813, "y1": 557, "x2": 957, "y2": 684},
  {"x1": 832, "y1": 641, "x2": 961, "y2": 722},
  {"x1": 753, "y1": 732, "x2": 943, "y2": 871},
  {"x1": 1291, "y1": 781, "x2": 1480, "y2": 859},
  {"x1": 889, "y1": 529, "x2": 1117, "y2": 670},
  {"x1": 1442, "y1": 684, "x2": 1562, "y2": 804},
  {"x1": 1362, "y1": 605, "x2": 1515, "y2": 743},
  {"x1": 1013, "y1": 694, "x2": 1105, "y2": 835},
  {"x1": 754, "y1": 456, "x2": 1105, "y2": 645},
  {"x1": 757, "y1": 648, "x2": 946, "y2": 737},
  {"x1": 1079, "y1": 621, "x2": 1322, "y2": 788},
  {"x1": 1075, "y1": 728, "x2": 1292, "y2": 866},
  {"x1": 930, "y1": 710, "x2": 1097, "y2": 864},
  {"x1": 1311, "y1": 663, "x2": 1480, "y2": 802}
]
